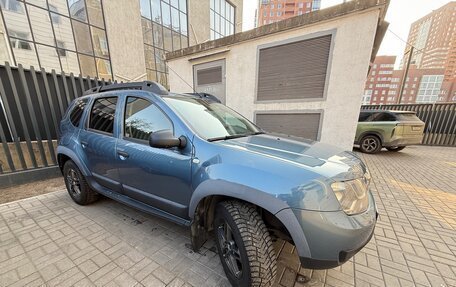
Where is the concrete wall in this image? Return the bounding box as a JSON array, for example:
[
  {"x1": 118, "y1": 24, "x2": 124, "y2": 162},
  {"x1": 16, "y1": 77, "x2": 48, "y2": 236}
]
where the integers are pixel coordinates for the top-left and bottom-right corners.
[
  {"x1": 188, "y1": 0, "x2": 210, "y2": 46},
  {"x1": 188, "y1": 0, "x2": 243, "y2": 46},
  {"x1": 168, "y1": 9, "x2": 380, "y2": 150},
  {"x1": 102, "y1": 0, "x2": 147, "y2": 82},
  {"x1": 232, "y1": 0, "x2": 243, "y2": 34}
]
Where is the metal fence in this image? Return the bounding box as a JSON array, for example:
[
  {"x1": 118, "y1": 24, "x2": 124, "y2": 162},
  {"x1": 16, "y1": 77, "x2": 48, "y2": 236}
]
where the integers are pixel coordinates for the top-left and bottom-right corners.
[
  {"x1": 0, "y1": 62, "x2": 110, "y2": 181},
  {"x1": 362, "y1": 103, "x2": 456, "y2": 146}
]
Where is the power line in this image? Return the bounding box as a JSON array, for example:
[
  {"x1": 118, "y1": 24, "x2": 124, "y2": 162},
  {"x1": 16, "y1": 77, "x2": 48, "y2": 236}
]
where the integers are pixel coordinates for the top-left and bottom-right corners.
[
  {"x1": 387, "y1": 28, "x2": 427, "y2": 55},
  {"x1": 153, "y1": 53, "x2": 204, "y2": 97}
]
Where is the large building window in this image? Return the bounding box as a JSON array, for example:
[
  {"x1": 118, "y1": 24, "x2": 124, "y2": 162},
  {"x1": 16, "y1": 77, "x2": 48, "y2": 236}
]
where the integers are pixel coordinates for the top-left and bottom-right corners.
[
  {"x1": 312, "y1": 0, "x2": 321, "y2": 11},
  {"x1": 140, "y1": 0, "x2": 188, "y2": 89},
  {"x1": 362, "y1": 90, "x2": 372, "y2": 105},
  {"x1": 416, "y1": 75, "x2": 444, "y2": 103},
  {"x1": 210, "y1": 0, "x2": 235, "y2": 40},
  {"x1": 0, "y1": 0, "x2": 112, "y2": 79}
]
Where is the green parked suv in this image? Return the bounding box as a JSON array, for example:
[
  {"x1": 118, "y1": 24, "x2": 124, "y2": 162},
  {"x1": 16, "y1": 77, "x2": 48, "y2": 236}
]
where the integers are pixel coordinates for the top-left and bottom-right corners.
[{"x1": 355, "y1": 110, "x2": 425, "y2": 154}]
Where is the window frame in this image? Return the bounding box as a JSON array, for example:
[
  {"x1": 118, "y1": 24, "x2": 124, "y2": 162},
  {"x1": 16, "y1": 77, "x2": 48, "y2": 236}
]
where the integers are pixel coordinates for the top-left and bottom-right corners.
[
  {"x1": 0, "y1": 0, "x2": 24, "y2": 12},
  {"x1": 209, "y1": 0, "x2": 235, "y2": 40},
  {"x1": 86, "y1": 95, "x2": 119, "y2": 136},
  {"x1": 121, "y1": 95, "x2": 174, "y2": 146},
  {"x1": 69, "y1": 97, "x2": 89, "y2": 128},
  {"x1": 0, "y1": 0, "x2": 113, "y2": 78}
]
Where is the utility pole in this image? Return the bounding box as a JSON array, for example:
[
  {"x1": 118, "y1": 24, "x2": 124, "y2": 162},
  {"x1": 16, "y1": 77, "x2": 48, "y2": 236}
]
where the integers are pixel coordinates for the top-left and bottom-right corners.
[{"x1": 397, "y1": 46, "x2": 414, "y2": 104}]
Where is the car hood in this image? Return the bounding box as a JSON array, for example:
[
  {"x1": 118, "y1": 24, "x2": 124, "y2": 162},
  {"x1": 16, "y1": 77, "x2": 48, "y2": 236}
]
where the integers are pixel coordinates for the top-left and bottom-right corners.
[{"x1": 217, "y1": 133, "x2": 367, "y2": 181}]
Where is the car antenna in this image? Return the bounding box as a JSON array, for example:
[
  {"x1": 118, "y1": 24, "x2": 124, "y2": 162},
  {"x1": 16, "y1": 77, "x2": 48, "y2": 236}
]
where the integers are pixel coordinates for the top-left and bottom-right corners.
[{"x1": 155, "y1": 54, "x2": 205, "y2": 99}]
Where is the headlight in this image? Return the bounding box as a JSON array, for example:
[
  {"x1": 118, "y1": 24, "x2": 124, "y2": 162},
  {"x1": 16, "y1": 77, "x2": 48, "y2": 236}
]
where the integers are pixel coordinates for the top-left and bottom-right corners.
[{"x1": 331, "y1": 177, "x2": 369, "y2": 215}]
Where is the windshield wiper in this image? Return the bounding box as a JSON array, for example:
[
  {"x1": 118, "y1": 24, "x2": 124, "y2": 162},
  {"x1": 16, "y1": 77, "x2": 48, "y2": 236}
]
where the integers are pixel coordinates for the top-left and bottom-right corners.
[{"x1": 207, "y1": 131, "x2": 265, "y2": 142}]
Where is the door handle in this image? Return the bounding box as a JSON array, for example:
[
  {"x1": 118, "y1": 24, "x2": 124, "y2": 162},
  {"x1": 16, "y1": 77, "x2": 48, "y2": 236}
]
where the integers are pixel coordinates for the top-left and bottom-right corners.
[
  {"x1": 117, "y1": 150, "x2": 129, "y2": 159},
  {"x1": 81, "y1": 141, "x2": 88, "y2": 148}
]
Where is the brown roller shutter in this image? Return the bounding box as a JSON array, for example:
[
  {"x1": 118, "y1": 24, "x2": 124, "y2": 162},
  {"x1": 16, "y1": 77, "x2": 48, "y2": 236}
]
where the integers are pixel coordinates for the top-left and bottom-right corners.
[
  {"x1": 257, "y1": 35, "x2": 332, "y2": 101},
  {"x1": 256, "y1": 113, "x2": 321, "y2": 140},
  {"x1": 196, "y1": 66, "x2": 223, "y2": 85}
]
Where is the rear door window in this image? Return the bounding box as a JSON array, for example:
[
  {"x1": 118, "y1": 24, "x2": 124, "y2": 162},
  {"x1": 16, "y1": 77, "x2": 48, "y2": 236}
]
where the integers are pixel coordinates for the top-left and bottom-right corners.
[
  {"x1": 69, "y1": 98, "x2": 89, "y2": 127},
  {"x1": 89, "y1": 97, "x2": 118, "y2": 134},
  {"x1": 373, "y1": 112, "x2": 396, "y2": 122}
]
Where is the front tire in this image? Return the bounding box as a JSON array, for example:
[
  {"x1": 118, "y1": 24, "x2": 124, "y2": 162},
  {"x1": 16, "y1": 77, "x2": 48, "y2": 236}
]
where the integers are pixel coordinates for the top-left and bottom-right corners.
[
  {"x1": 63, "y1": 160, "x2": 98, "y2": 205},
  {"x1": 386, "y1": 146, "x2": 406, "y2": 152},
  {"x1": 214, "y1": 201, "x2": 277, "y2": 287},
  {"x1": 359, "y1": 135, "x2": 382, "y2": 154}
]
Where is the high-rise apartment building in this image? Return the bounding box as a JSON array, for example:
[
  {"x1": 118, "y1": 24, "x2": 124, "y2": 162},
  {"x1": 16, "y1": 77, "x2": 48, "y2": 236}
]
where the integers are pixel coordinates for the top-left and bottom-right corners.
[
  {"x1": 362, "y1": 2, "x2": 456, "y2": 105},
  {"x1": 362, "y1": 56, "x2": 396, "y2": 105},
  {"x1": 0, "y1": 0, "x2": 243, "y2": 88},
  {"x1": 403, "y1": 1, "x2": 456, "y2": 102},
  {"x1": 362, "y1": 56, "x2": 446, "y2": 105},
  {"x1": 257, "y1": 0, "x2": 320, "y2": 26},
  {"x1": 387, "y1": 66, "x2": 445, "y2": 104}
]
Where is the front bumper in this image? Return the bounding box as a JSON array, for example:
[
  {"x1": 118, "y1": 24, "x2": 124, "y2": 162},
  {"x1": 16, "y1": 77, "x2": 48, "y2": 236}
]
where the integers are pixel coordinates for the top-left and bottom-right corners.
[{"x1": 287, "y1": 192, "x2": 377, "y2": 269}]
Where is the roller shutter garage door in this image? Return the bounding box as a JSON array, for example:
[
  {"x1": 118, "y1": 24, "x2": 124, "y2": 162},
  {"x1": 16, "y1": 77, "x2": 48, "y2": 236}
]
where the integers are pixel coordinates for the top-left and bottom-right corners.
[
  {"x1": 257, "y1": 35, "x2": 332, "y2": 101},
  {"x1": 256, "y1": 113, "x2": 321, "y2": 140}
]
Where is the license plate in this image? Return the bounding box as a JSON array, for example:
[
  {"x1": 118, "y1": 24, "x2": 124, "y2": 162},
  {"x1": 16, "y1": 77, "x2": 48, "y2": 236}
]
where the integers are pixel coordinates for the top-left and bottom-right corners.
[{"x1": 412, "y1": 126, "x2": 421, "y2": 131}]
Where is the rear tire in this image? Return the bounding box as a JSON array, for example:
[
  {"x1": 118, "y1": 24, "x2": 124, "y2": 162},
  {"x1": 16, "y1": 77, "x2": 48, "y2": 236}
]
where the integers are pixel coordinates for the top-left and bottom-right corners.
[
  {"x1": 214, "y1": 201, "x2": 277, "y2": 287},
  {"x1": 63, "y1": 160, "x2": 98, "y2": 205},
  {"x1": 386, "y1": 146, "x2": 406, "y2": 152},
  {"x1": 359, "y1": 135, "x2": 382, "y2": 154}
]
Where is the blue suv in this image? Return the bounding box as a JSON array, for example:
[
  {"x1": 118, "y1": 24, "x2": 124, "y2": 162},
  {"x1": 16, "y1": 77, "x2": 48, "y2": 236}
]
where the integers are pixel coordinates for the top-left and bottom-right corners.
[{"x1": 58, "y1": 81, "x2": 377, "y2": 287}]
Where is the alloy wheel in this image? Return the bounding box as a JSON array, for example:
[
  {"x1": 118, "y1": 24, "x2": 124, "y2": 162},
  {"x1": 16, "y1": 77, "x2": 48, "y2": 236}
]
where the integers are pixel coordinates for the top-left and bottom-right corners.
[
  {"x1": 66, "y1": 168, "x2": 81, "y2": 197},
  {"x1": 362, "y1": 137, "x2": 378, "y2": 153},
  {"x1": 217, "y1": 221, "x2": 243, "y2": 278}
]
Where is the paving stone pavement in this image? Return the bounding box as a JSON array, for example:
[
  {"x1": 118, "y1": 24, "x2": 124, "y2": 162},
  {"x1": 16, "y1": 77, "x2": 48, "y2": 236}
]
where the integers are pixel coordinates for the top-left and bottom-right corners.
[{"x1": 0, "y1": 145, "x2": 455, "y2": 287}]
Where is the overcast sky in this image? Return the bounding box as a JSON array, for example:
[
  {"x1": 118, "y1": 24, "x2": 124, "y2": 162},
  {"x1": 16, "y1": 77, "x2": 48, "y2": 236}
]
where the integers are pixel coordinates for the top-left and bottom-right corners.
[{"x1": 242, "y1": 0, "x2": 453, "y2": 68}]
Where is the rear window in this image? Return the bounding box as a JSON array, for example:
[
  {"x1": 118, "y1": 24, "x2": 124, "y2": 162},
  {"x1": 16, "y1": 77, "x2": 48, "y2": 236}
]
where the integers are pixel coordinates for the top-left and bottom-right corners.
[
  {"x1": 394, "y1": 113, "x2": 421, "y2": 122},
  {"x1": 358, "y1": 112, "x2": 371, "y2": 122},
  {"x1": 69, "y1": 98, "x2": 89, "y2": 127}
]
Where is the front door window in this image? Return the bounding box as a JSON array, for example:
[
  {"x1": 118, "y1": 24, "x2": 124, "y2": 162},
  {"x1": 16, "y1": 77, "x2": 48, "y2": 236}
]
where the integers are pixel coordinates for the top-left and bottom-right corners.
[{"x1": 124, "y1": 96, "x2": 173, "y2": 141}]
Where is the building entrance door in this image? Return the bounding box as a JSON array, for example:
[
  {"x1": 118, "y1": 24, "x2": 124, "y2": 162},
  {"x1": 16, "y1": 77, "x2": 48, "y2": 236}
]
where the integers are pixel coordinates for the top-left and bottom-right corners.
[{"x1": 193, "y1": 59, "x2": 226, "y2": 104}]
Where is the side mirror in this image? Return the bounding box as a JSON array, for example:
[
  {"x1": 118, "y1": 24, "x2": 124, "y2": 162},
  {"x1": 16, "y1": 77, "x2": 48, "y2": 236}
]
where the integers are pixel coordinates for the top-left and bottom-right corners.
[{"x1": 149, "y1": 129, "x2": 187, "y2": 149}]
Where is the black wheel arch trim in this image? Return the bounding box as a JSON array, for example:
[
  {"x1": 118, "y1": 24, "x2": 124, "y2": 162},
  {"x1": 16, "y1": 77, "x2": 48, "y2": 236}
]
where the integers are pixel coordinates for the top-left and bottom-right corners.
[
  {"x1": 57, "y1": 146, "x2": 91, "y2": 177},
  {"x1": 189, "y1": 180, "x2": 312, "y2": 259}
]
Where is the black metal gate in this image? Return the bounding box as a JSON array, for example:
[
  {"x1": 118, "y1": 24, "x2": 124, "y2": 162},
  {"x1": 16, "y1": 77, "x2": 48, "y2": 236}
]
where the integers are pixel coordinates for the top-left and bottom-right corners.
[
  {"x1": 361, "y1": 103, "x2": 456, "y2": 146},
  {"x1": 0, "y1": 63, "x2": 110, "y2": 186}
]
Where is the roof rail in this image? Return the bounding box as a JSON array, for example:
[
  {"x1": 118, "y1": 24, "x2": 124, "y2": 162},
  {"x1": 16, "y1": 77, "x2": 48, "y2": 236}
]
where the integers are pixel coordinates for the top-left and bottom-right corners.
[
  {"x1": 185, "y1": 92, "x2": 221, "y2": 103},
  {"x1": 83, "y1": 81, "x2": 169, "y2": 96}
]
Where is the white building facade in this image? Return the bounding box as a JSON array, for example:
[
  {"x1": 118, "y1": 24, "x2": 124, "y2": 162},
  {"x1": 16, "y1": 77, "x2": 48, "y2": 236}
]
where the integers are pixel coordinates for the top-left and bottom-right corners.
[{"x1": 166, "y1": 0, "x2": 389, "y2": 150}]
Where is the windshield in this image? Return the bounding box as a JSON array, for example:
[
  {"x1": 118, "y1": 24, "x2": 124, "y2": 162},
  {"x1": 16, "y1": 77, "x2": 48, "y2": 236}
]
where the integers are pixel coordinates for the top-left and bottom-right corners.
[{"x1": 163, "y1": 96, "x2": 262, "y2": 141}]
